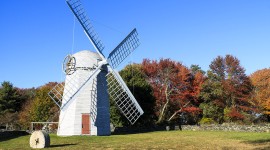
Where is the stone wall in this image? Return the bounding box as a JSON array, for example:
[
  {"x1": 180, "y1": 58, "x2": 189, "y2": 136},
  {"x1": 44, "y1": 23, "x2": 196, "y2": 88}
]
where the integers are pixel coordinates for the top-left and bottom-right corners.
[
  {"x1": 181, "y1": 124, "x2": 270, "y2": 132},
  {"x1": 112, "y1": 124, "x2": 270, "y2": 134}
]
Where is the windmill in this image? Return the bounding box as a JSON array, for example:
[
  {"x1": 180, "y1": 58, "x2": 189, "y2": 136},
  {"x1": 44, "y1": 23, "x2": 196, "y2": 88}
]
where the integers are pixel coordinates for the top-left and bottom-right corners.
[{"x1": 48, "y1": 0, "x2": 143, "y2": 136}]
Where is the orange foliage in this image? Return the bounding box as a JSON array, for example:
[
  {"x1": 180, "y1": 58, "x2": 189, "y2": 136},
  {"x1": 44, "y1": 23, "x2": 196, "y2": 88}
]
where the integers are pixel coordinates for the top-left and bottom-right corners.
[{"x1": 250, "y1": 68, "x2": 270, "y2": 115}]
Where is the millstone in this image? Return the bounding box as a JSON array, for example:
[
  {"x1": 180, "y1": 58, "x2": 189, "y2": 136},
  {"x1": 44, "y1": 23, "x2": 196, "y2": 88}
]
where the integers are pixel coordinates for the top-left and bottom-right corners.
[{"x1": 29, "y1": 130, "x2": 50, "y2": 148}]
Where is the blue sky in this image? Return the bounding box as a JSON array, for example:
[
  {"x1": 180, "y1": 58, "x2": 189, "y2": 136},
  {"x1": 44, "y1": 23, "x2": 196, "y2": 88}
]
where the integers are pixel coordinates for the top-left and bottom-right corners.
[{"x1": 1, "y1": 0, "x2": 270, "y2": 88}]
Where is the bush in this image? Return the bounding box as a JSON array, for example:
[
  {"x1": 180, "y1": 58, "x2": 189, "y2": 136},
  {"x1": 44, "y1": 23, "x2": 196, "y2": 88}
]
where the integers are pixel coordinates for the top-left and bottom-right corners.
[{"x1": 199, "y1": 117, "x2": 216, "y2": 124}]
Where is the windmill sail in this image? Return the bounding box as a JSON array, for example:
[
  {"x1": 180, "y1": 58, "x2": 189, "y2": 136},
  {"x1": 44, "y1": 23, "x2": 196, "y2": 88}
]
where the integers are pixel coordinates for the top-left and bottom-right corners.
[
  {"x1": 108, "y1": 29, "x2": 140, "y2": 69},
  {"x1": 107, "y1": 69, "x2": 144, "y2": 124},
  {"x1": 66, "y1": 0, "x2": 105, "y2": 58},
  {"x1": 90, "y1": 78, "x2": 98, "y2": 122},
  {"x1": 49, "y1": 66, "x2": 102, "y2": 109},
  {"x1": 48, "y1": 82, "x2": 65, "y2": 108}
]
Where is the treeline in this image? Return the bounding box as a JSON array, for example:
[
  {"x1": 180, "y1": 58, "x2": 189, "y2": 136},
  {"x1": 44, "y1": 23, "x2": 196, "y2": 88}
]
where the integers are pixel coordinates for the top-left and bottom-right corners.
[
  {"x1": 0, "y1": 54, "x2": 270, "y2": 130},
  {"x1": 112, "y1": 54, "x2": 270, "y2": 126},
  {"x1": 0, "y1": 82, "x2": 58, "y2": 130}
]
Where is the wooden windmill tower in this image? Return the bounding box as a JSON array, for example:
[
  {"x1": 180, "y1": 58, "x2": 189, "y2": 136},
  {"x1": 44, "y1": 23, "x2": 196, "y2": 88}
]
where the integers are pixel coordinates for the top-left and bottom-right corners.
[{"x1": 48, "y1": 0, "x2": 143, "y2": 136}]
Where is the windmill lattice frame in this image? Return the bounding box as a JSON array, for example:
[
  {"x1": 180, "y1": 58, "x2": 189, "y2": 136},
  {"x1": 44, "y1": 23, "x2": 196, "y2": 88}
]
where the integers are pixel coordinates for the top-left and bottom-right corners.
[{"x1": 48, "y1": 0, "x2": 143, "y2": 126}]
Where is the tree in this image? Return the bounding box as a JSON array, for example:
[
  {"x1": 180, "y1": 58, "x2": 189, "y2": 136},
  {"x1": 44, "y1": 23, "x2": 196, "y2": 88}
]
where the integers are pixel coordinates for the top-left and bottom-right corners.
[
  {"x1": 250, "y1": 68, "x2": 270, "y2": 119},
  {"x1": 0, "y1": 81, "x2": 20, "y2": 114},
  {"x1": 30, "y1": 82, "x2": 58, "y2": 122},
  {"x1": 18, "y1": 88, "x2": 36, "y2": 129},
  {"x1": 0, "y1": 81, "x2": 22, "y2": 129},
  {"x1": 18, "y1": 97, "x2": 33, "y2": 129},
  {"x1": 199, "y1": 71, "x2": 225, "y2": 123},
  {"x1": 110, "y1": 64, "x2": 156, "y2": 127},
  {"x1": 18, "y1": 82, "x2": 59, "y2": 129},
  {"x1": 200, "y1": 55, "x2": 256, "y2": 123},
  {"x1": 142, "y1": 59, "x2": 203, "y2": 124},
  {"x1": 167, "y1": 65, "x2": 205, "y2": 124},
  {"x1": 190, "y1": 64, "x2": 206, "y2": 75},
  {"x1": 222, "y1": 55, "x2": 256, "y2": 122}
]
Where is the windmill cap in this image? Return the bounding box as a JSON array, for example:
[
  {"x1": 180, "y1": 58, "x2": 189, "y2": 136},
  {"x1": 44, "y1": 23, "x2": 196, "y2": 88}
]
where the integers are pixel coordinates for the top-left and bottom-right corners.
[{"x1": 72, "y1": 50, "x2": 101, "y2": 68}]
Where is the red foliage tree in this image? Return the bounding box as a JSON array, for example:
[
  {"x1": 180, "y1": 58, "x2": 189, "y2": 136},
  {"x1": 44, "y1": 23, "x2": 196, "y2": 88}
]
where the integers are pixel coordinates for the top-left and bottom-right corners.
[
  {"x1": 205, "y1": 55, "x2": 256, "y2": 122},
  {"x1": 142, "y1": 59, "x2": 204, "y2": 124}
]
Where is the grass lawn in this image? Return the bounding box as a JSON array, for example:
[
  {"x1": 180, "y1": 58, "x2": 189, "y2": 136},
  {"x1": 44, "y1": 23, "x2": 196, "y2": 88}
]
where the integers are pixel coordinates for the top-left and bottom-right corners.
[{"x1": 0, "y1": 130, "x2": 270, "y2": 150}]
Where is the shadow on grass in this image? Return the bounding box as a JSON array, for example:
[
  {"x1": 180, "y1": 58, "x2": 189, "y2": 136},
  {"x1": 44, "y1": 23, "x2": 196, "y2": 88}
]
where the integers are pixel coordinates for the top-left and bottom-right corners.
[
  {"x1": 244, "y1": 139, "x2": 270, "y2": 145},
  {"x1": 111, "y1": 126, "x2": 175, "y2": 135},
  {"x1": 256, "y1": 146, "x2": 270, "y2": 150},
  {"x1": 50, "y1": 143, "x2": 77, "y2": 148},
  {"x1": 248, "y1": 139, "x2": 270, "y2": 144},
  {"x1": 243, "y1": 139, "x2": 270, "y2": 150},
  {"x1": 0, "y1": 131, "x2": 29, "y2": 142},
  {"x1": 111, "y1": 130, "x2": 158, "y2": 135}
]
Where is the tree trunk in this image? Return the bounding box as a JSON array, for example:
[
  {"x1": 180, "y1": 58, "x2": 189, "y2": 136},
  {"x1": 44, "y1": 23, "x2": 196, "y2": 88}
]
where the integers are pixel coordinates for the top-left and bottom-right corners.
[
  {"x1": 6, "y1": 123, "x2": 8, "y2": 130},
  {"x1": 167, "y1": 101, "x2": 191, "y2": 122},
  {"x1": 157, "y1": 85, "x2": 170, "y2": 124}
]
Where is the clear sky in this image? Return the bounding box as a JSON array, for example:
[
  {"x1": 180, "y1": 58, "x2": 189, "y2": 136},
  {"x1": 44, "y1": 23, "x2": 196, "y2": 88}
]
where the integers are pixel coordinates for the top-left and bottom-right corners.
[{"x1": 1, "y1": 0, "x2": 270, "y2": 88}]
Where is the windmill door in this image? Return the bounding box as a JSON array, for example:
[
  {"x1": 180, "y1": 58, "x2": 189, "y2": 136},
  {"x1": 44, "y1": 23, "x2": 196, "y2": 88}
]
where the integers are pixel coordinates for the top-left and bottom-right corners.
[{"x1": 81, "y1": 114, "x2": 90, "y2": 134}]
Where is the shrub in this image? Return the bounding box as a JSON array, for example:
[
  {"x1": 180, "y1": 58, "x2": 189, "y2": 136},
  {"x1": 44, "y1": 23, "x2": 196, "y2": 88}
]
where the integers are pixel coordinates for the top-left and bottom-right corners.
[{"x1": 199, "y1": 117, "x2": 216, "y2": 124}]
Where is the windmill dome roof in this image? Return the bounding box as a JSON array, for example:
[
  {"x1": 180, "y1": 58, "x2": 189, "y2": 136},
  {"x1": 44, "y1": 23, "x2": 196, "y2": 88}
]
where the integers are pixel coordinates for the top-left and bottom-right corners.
[{"x1": 72, "y1": 50, "x2": 101, "y2": 68}]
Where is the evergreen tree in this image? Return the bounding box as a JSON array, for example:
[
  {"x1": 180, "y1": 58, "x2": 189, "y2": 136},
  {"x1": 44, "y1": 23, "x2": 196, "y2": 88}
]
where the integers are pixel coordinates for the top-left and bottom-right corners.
[
  {"x1": 110, "y1": 64, "x2": 156, "y2": 127},
  {"x1": 0, "y1": 81, "x2": 22, "y2": 129},
  {"x1": 0, "y1": 81, "x2": 20, "y2": 114}
]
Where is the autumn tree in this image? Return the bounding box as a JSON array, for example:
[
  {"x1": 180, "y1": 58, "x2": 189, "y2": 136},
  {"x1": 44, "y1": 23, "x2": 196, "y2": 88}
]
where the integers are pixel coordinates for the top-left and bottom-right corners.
[
  {"x1": 142, "y1": 59, "x2": 204, "y2": 124},
  {"x1": 18, "y1": 82, "x2": 59, "y2": 129},
  {"x1": 200, "y1": 55, "x2": 256, "y2": 123},
  {"x1": 110, "y1": 64, "x2": 156, "y2": 127},
  {"x1": 184, "y1": 65, "x2": 205, "y2": 123},
  {"x1": 250, "y1": 68, "x2": 270, "y2": 120},
  {"x1": 18, "y1": 88, "x2": 36, "y2": 129},
  {"x1": 31, "y1": 82, "x2": 59, "y2": 122}
]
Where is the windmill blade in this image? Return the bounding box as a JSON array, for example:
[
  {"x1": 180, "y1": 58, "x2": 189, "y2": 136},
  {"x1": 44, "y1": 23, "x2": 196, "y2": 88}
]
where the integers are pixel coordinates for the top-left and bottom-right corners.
[
  {"x1": 66, "y1": 0, "x2": 105, "y2": 59},
  {"x1": 108, "y1": 29, "x2": 140, "y2": 69},
  {"x1": 48, "y1": 65, "x2": 102, "y2": 109},
  {"x1": 90, "y1": 78, "x2": 98, "y2": 123},
  {"x1": 106, "y1": 69, "x2": 143, "y2": 124},
  {"x1": 48, "y1": 82, "x2": 65, "y2": 108}
]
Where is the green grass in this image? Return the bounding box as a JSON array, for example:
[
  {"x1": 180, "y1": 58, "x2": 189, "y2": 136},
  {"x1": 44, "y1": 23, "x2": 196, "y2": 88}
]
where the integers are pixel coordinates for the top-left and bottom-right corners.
[{"x1": 0, "y1": 131, "x2": 270, "y2": 150}]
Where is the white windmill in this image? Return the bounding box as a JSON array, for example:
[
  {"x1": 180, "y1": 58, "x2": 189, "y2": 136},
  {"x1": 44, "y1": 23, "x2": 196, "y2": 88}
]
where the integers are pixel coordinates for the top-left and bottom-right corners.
[{"x1": 48, "y1": 0, "x2": 143, "y2": 136}]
